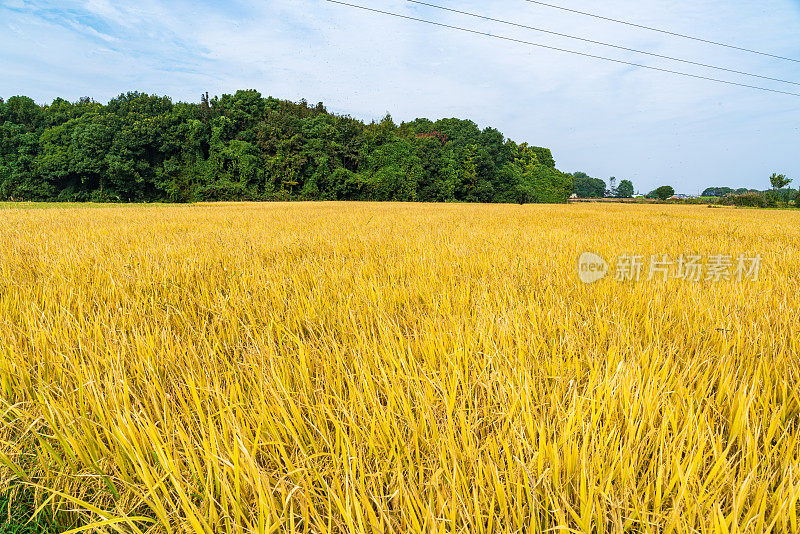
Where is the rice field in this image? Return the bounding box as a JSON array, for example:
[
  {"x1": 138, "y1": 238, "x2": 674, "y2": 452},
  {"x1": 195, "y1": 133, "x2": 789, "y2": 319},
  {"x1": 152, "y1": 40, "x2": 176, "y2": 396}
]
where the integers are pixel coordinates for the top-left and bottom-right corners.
[{"x1": 0, "y1": 202, "x2": 799, "y2": 533}]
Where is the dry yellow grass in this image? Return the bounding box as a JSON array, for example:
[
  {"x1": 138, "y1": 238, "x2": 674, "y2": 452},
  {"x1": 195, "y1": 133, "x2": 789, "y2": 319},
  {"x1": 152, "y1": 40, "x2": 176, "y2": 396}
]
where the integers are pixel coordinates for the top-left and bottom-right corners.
[{"x1": 0, "y1": 202, "x2": 799, "y2": 533}]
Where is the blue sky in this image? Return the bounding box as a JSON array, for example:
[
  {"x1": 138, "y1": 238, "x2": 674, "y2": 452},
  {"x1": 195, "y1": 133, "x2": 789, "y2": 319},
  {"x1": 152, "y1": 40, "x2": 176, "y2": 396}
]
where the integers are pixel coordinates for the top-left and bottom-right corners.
[{"x1": 1, "y1": 0, "x2": 799, "y2": 194}]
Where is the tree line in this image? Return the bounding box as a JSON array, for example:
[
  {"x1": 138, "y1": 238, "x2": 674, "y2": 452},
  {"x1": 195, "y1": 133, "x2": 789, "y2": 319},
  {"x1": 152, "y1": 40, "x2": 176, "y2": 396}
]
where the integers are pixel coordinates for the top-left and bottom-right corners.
[
  {"x1": 0, "y1": 90, "x2": 574, "y2": 203},
  {"x1": 573, "y1": 171, "x2": 799, "y2": 205},
  {"x1": 571, "y1": 172, "x2": 635, "y2": 198},
  {"x1": 702, "y1": 179, "x2": 796, "y2": 202}
]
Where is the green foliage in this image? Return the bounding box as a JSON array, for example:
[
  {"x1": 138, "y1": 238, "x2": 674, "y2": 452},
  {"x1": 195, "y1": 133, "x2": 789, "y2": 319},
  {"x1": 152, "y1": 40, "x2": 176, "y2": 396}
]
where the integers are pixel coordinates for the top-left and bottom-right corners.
[
  {"x1": 763, "y1": 191, "x2": 780, "y2": 207},
  {"x1": 776, "y1": 188, "x2": 797, "y2": 202},
  {"x1": 768, "y1": 173, "x2": 793, "y2": 202},
  {"x1": 615, "y1": 179, "x2": 634, "y2": 198},
  {"x1": 0, "y1": 92, "x2": 572, "y2": 203},
  {"x1": 720, "y1": 191, "x2": 768, "y2": 208},
  {"x1": 703, "y1": 185, "x2": 795, "y2": 202},
  {"x1": 769, "y1": 172, "x2": 791, "y2": 191},
  {"x1": 0, "y1": 488, "x2": 64, "y2": 534},
  {"x1": 571, "y1": 172, "x2": 606, "y2": 198},
  {"x1": 702, "y1": 186, "x2": 734, "y2": 197},
  {"x1": 649, "y1": 186, "x2": 675, "y2": 201},
  {"x1": 524, "y1": 164, "x2": 573, "y2": 204}
]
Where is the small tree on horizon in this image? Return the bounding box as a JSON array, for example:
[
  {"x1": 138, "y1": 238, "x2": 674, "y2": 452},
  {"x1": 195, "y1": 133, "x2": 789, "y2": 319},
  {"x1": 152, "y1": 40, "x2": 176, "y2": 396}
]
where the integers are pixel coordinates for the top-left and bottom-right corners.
[
  {"x1": 652, "y1": 185, "x2": 675, "y2": 200},
  {"x1": 769, "y1": 173, "x2": 791, "y2": 191},
  {"x1": 572, "y1": 172, "x2": 606, "y2": 198},
  {"x1": 616, "y1": 179, "x2": 634, "y2": 198},
  {"x1": 769, "y1": 173, "x2": 792, "y2": 201}
]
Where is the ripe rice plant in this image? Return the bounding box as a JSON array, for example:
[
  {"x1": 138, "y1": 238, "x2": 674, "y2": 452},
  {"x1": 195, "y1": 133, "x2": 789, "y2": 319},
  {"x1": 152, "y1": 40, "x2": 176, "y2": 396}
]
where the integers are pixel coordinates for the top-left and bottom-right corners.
[{"x1": 0, "y1": 202, "x2": 798, "y2": 533}]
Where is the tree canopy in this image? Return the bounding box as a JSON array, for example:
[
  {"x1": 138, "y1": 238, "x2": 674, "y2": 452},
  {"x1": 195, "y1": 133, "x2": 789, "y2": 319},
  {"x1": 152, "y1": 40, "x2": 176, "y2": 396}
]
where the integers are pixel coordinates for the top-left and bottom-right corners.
[
  {"x1": 648, "y1": 186, "x2": 675, "y2": 200},
  {"x1": 701, "y1": 187, "x2": 735, "y2": 197},
  {"x1": 0, "y1": 91, "x2": 573, "y2": 203},
  {"x1": 769, "y1": 173, "x2": 791, "y2": 191},
  {"x1": 571, "y1": 172, "x2": 606, "y2": 198},
  {"x1": 615, "y1": 179, "x2": 634, "y2": 198}
]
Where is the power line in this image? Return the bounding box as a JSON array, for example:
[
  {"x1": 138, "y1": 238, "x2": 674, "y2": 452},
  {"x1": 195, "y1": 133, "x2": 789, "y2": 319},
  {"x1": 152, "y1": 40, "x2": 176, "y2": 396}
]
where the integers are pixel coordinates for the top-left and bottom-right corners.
[
  {"x1": 408, "y1": 0, "x2": 800, "y2": 87},
  {"x1": 522, "y1": 0, "x2": 800, "y2": 64},
  {"x1": 325, "y1": 0, "x2": 800, "y2": 97}
]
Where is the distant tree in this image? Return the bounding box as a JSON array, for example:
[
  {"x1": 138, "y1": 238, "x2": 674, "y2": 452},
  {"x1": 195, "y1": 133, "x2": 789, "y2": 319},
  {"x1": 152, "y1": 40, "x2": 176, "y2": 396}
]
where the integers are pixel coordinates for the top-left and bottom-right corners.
[
  {"x1": 702, "y1": 186, "x2": 734, "y2": 197},
  {"x1": 769, "y1": 173, "x2": 792, "y2": 201},
  {"x1": 650, "y1": 186, "x2": 675, "y2": 200},
  {"x1": 770, "y1": 173, "x2": 791, "y2": 190},
  {"x1": 616, "y1": 179, "x2": 634, "y2": 198},
  {"x1": 572, "y1": 172, "x2": 606, "y2": 198},
  {"x1": 720, "y1": 191, "x2": 768, "y2": 208}
]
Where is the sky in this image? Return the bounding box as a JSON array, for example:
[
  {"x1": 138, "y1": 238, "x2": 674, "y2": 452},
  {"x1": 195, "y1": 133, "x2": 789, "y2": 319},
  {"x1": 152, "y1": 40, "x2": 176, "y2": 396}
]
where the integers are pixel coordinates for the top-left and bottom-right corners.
[{"x1": 1, "y1": 0, "x2": 799, "y2": 194}]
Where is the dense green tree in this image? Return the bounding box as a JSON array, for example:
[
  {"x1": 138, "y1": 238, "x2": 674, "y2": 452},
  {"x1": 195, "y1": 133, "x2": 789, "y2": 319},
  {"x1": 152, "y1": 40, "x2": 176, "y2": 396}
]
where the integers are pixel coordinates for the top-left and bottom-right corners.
[
  {"x1": 769, "y1": 173, "x2": 792, "y2": 201},
  {"x1": 572, "y1": 172, "x2": 606, "y2": 198},
  {"x1": 0, "y1": 91, "x2": 574, "y2": 204},
  {"x1": 702, "y1": 187, "x2": 734, "y2": 197},
  {"x1": 649, "y1": 185, "x2": 675, "y2": 200},
  {"x1": 616, "y1": 179, "x2": 634, "y2": 198},
  {"x1": 769, "y1": 172, "x2": 791, "y2": 190}
]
